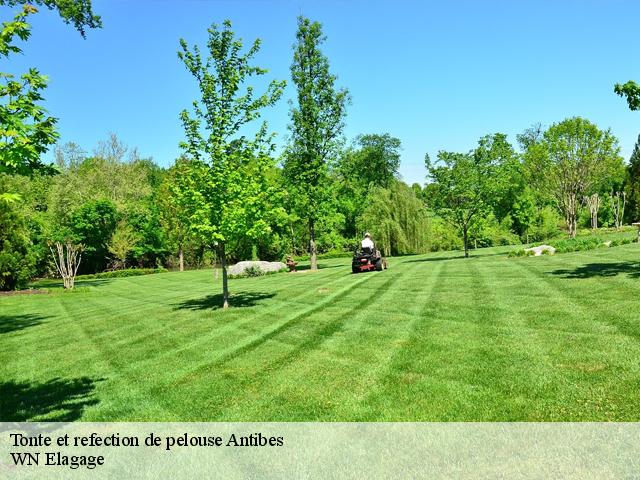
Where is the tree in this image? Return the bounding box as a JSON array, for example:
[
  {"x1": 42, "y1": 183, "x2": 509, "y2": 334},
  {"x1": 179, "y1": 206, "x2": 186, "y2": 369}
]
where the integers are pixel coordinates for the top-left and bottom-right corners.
[
  {"x1": 425, "y1": 138, "x2": 499, "y2": 257},
  {"x1": 610, "y1": 190, "x2": 626, "y2": 229},
  {"x1": 108, "y1": 221, "x2": 139, "y2": 269},
  {"x1": 626, "y1": 134, "x2": 640, "y2": 222},
  {"x1": 283, "y1": 16, "x2": 350, "y2": 271},
  {"x1": 341, "y1": 133, "x2": 401, "y2": 189},
  {"x1": 175, "y1": 20, "x2": 285, "y2": 308},
  {"x1": 0, "y1": 201, "x2": 35, "y2": 289},
  {"x1": 524, "y1": 117, "x2": 622, "y2": 237},
  {"x1": 0, "y1": 1, "x2": 101, "y2": 198},
  {"x1": 50, "y1": 241, "x2": 81, "y2": 289},
  {"x1": 69, "y1": 199, "x2": 118, "y2": 273},
  {"x1": 584, "y1": 193, "x2": 601, "y2": 230},
  {"x1": 158, "y1": 159, "x2": 191, "y2": 271},
  {"x1": 357, "y1": 180, "x2": 429, "y2": 256},
  {"x1": 614, "y1": 81, "x2": 640, "y2": 111}
]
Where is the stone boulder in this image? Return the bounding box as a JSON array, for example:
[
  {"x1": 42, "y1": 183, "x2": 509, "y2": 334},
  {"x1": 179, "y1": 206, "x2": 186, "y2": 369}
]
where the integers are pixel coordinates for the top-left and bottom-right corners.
[
  {"x1": 524, "y1": 245, "x2": 556, "y2": 256},
  {"x1": 228, "y1": 260, "x2": 287, "y2": 276}
]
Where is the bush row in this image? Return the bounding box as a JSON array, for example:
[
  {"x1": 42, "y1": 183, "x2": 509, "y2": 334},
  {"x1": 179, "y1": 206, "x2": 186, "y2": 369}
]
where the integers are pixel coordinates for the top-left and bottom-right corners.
[
  {"x1": 75, "y1": 267, "x2": 168, "y2": 280},
  {"x1": 508, "y1": 236, "x2": 636, "y2": 257}
]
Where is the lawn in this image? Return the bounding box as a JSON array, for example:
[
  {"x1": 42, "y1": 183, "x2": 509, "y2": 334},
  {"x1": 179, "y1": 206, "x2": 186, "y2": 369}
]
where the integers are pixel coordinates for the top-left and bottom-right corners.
[{"x1": 2, "y1": 243, "x2": 640, "y2": 421}]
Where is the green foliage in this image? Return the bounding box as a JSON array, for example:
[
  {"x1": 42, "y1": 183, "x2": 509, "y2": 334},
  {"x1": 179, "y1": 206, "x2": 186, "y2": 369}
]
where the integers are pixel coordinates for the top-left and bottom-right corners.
[
  {"x1": 470, "y1": 214, "x2": 521, "y2": 248},
  {"x1": 357, "y1": 180, "x2": 429, "y2": 256},
  {"x1": 528, "y1": 206, "x2": 563, "y2": 241},
  {"x1": 69, "y1": 199, "x2": 118, "y2": 273},
  {"x1": 0, "y1": 7, "x2": 58, "y2": 177},
  {"x1": 509, "y1": 233, "x2": 635, "y2": 257},
  {"x1": 283, "y1": 16, "x2": 350, "y2": 270},
  {"x1": 108, "y1": 221, "x2": 139, "y2": 269},
  {"x1": 425, "y1": 135, "x2": 501, "y2": 256},
  {"x1": 0, "y1": 1, "x2": 101, "y2": 181},
  {"x1": 157, "y1": 158, "x2": 192, "y2": 266},
  {"x1": 175, "y1": 20, "x2": 285, "y2": 307},
  {"x1": 523, "y1": 117, "x2": 623, "y2": 237},
  {"x1": 340, "y1": 133, "x2": 401, "y2": 190},
  {"x1": 244, "y1": 265, "x2": 264, "y2": 277},
  {"x1": 0, "y1": 201, "x2": 35, "y2": 289},
  {"x1": 552, "y1": 236, "x2": 605, "y2": 253},
  {"x1": 336, "y1": 133, "x2": 402, "y2": 239},
  {"x1": 0, "y1": 1, "x2": 102, "y2": 38},
  {"x1": 626, "y1": 134, "x2": 640, "y2": 223},
  {"x1": 73, "y1": 267, "x2": 167, "y2": 281},
  {"x1": 614, "y1": 80, "x2": 640, "y2": 111},
  {"x1": 428, "y1": 216, "x2": 463, "y2": 252}
]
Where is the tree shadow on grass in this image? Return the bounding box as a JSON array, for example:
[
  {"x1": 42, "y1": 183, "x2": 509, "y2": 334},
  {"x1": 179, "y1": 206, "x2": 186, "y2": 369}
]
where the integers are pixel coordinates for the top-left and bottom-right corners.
[
  {"x1": 550, "y1": 262, "x2": 640, "y2": 279},
  {"x1": 0, "y1": 314, "x2": 49, "y2": 335},
  {"x1": 174, "y1": 291, "x2": 276, "y2": 311},
  {"x1": 0, "y1": 377, "x2": 102, "y2": 422}
]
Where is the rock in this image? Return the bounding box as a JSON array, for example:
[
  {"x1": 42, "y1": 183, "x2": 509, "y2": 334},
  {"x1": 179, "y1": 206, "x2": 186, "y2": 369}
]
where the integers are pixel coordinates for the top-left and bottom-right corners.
[
  {"x1": 524, "y1": 245, "x2": 556, "y2": 256},
  {"x1": 228, "y1": 260, "x2": 287, "y2": 276}
]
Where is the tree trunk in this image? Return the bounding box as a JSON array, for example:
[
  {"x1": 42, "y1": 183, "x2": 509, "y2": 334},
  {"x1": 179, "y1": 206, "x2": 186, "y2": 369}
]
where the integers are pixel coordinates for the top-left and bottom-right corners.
[
  {"x1": 290, "y1": 224, "x2": 296, "y2": 255},
  {"x1": 566, "y1": 194, "x2": 578, "y2": 238},
  {"x1": 568, "y1": 214, "x2": 577, "y2": 238},
  {"x1": 309, "y1": 218, "x2": 317, "y2": 271},
  {"x1": 463, "y1": 225, "x2": 469, "y2": 258},
  {"x1": 178, "y1": 246, "x2": 184, "y2": 272},
  {"x1": 219, "y1": 242, "x2": 229, "y2": 309}
]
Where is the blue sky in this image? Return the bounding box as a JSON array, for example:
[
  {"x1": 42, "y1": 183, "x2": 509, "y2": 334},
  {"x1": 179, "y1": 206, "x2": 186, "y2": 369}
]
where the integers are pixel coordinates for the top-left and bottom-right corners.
[{"x1": 4, "y1": 0, "x2": 640, "y2": 184}]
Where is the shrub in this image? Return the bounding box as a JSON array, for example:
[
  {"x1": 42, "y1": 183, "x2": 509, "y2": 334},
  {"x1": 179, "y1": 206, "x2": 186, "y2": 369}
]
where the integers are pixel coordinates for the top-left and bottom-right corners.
[
  {"x1": 429, "y1": 217, "x2": 463, "y2": 252},
  {"x1": 552, "y1": 237, "x2": 602, "y2": 253},
  {"x1": 472, "y1": 215, "x2": 521, "y2": 248},
  {"x1": 528, "y1": 206, "x2": 563, "y2": 242},
  {"x1": 510, "y1": 234, "x2": 636, "y2": 257},
  {"x1": 0, "y1": 203, "x2": 36, "y2": 290},
  {"x1": 243, "y1": 265, "x2": 264, "y2": 277},
  {"x1": 74, "y1": 267, "x2": 167, "y2": 281}
]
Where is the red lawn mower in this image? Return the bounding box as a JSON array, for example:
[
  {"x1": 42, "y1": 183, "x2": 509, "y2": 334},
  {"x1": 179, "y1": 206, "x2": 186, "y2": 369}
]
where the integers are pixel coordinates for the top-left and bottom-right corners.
[{"x1": 352, "y1": 246, "x2": 387, "y2": 273}]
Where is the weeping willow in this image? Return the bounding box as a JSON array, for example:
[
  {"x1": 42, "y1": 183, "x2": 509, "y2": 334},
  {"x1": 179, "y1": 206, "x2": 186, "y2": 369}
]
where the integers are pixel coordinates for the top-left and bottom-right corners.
[{"x1": 356, "y1": 181, "x2": 430, "y2": 256}]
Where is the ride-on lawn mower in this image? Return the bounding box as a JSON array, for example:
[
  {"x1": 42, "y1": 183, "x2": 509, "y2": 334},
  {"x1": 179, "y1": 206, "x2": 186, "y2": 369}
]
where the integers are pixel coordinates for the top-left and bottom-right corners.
[{"x1": 352, "y1": 247, "x2": 387, "y2": 273}]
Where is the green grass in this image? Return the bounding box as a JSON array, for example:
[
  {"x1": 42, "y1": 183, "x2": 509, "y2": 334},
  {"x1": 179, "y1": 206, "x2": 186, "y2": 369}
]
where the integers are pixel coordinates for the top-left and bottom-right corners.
[{"x1": 2, "y1": 243, "x2": 640, "y2": 421}]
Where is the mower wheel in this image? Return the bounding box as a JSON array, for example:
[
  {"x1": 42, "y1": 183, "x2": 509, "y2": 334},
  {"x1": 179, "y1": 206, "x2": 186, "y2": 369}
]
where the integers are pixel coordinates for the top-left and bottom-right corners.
[
  {"x1": 352, "y1": 266, "x2": 359, "y2": 274},
  {"x1": 375, "y1": 259, "x2": 383, "y2": 271}
]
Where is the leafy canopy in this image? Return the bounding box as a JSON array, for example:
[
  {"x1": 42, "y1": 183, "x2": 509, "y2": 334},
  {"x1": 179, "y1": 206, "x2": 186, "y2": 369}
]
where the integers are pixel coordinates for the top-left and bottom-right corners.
[
  {"x1": 0, "y1": 1, "x2": 101, "y2": 183},
  {"x1": 175, "y1": 20, "x2": 285, "y2": 246},
  {"x1": 284, "y1": 16, "x2": 349, "y2": 217},
  {"x1": 425, "y1": 135, "x2": 504, "y2": 256},
  {"x1": 614, "y1": 81, "x2": 640, "y2": 111}
]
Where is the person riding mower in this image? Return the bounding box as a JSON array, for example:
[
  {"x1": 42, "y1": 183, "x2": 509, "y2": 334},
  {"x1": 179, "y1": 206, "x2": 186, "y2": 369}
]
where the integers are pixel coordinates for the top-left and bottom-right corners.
[{"x1": 352, "y1": 233, "x2": 386, "y2": 273}]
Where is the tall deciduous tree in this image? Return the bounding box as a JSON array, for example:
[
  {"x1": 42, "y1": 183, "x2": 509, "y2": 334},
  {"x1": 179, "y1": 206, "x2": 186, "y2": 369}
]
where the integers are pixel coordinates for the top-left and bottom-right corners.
[
  {"x1": 524, "y1": 117, "x2": 622, "y2": 237},
  {"x1": 283, "y1": 16, "x2": 349, "y2": 271},
  {"x1": 158, "y1": 158, "x2": 192, "y2": 271},
  {"x1": 176, "y1": 20, "x2": 285, "y2": 308}
]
